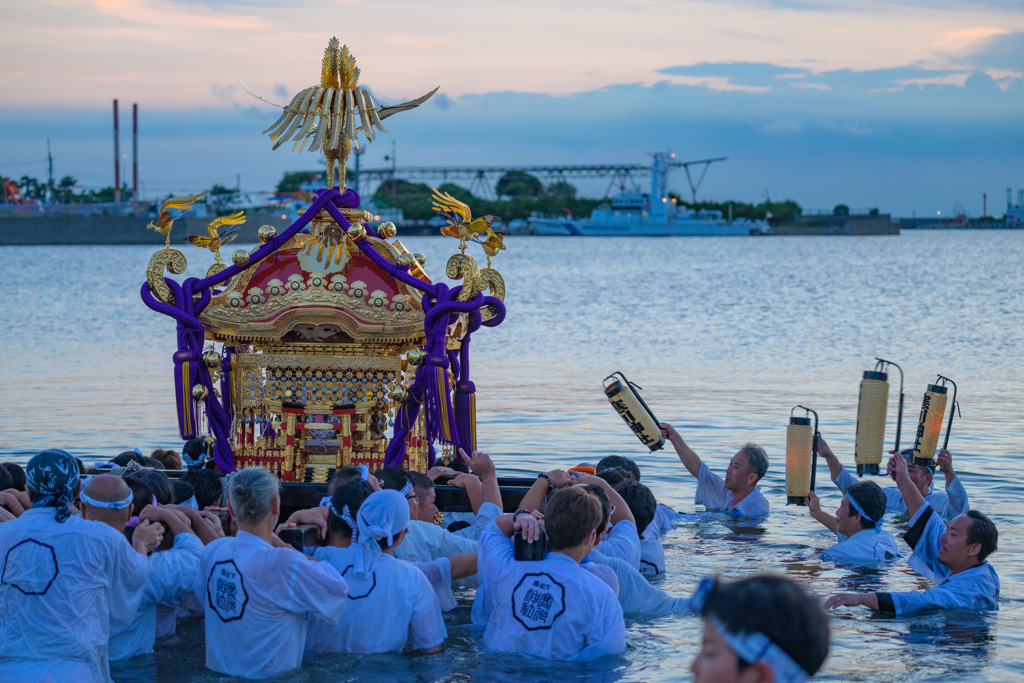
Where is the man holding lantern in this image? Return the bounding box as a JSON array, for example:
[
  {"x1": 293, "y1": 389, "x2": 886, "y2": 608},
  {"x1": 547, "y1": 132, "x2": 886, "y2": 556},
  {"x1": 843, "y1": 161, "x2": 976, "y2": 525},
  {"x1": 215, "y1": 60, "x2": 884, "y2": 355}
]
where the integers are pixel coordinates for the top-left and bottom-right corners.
[
  {"x1": 658, "y1": 423, "x2": 770, "y2": 517},
  {"x1": 824, "y1": 452, "x2": 999, "y2": 615}
]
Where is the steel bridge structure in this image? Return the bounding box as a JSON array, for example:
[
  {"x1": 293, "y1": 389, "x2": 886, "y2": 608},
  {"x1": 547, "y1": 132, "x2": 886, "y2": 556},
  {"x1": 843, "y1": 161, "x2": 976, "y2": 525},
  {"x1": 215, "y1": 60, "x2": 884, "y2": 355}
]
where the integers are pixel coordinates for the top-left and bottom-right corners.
[{"x1": 355, "y1": 156, "x2": 727, "y2": 201}]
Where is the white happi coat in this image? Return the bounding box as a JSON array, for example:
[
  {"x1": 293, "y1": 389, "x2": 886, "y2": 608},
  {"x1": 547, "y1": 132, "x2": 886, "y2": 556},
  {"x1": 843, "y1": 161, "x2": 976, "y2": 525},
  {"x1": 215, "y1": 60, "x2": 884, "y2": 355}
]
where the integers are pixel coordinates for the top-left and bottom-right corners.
[
  {"x1": 194, "y1": 531, "x2": 347, "y2": 679},
  {"x1": 833, "y1": 466, "x2": 969, "y2": 520},
  {"x1": 394, "y1": 519, "x2": 480, "y2": 563},
  {"x1": 591, "y1": 519, "x2": 641, "y2": 571},
  {"x1": 821, "y1": 527, "x2": 902, "y2": 567},
  {"x1": 588, "y1": 553, "x2": 689, "y2": 616},
  {"x1": 478, "y1": 522, "x2": 626, "y2": 661},
  {"x1": 875, "y1": 504, "x2": 999, "y2": 616},
  {"x1": 412, "y1": 557, "x2": 458, "y2": 611},
  {"x1": 305, "y1": 546, "x2": 447, "y2": 653},
  {"x1": 695, "y1": 462, "x2": 770, "y2": 517},
  {"x1": 0, "y1": 508, "x2": 150, "y2": 683},
  {"x1": 651, "y1": 504, "x2": 678, "y2": 537},
  {"x1": 109, "y1": 533, "x2": 203, "y2": 661},
  {"x1": 639, "y1": 534, "x2": 666, "y2": 577}
]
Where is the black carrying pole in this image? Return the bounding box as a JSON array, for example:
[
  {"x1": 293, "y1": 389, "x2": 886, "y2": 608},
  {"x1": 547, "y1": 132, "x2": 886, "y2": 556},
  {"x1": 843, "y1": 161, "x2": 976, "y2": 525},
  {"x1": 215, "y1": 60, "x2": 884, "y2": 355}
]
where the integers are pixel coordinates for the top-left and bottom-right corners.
[
  {"x1": 937, "y1": 375, "x2": 958, "y2": 450},
  {"x1": 876, "y1": 358, "x2": 904, "y2": 452},
  {"x1": 797, "y1": 405, "x2": 820, "y2": 493}
]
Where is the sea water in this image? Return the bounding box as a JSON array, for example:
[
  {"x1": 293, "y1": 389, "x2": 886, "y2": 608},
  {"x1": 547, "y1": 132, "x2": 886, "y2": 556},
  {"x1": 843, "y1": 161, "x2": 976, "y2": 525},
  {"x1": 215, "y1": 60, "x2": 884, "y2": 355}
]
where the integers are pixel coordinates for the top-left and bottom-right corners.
[{"x1": 1, "y1": 231, "x2": 1022, "y2": 681}]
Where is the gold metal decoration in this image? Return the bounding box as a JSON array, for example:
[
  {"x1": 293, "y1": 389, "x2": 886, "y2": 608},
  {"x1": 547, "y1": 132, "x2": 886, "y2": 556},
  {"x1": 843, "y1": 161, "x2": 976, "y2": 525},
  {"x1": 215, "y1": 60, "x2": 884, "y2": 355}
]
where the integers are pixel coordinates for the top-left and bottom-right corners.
[
  {"x1": 146, "y1": 248, "x2": 188, "y2": 304},
  {"x1": 146, "y1": 191, "x2": 208, "y2": 248},
  {"x1": 480, "y1": 229, "x2": 506, "y2": 267},
  {"x1": 258, "y1": 225, "x2": 278, "y2": 243},
  {"x1": 260, "y1": 37, "x2": 438, "y2": 189},
  {"x1": 206, "y1": 263, "x2": 227, "y2": 278},
  {"x1": 446, "y1": 253, "x2": 481, "y2": 302},
  {"x1": 407, "y1": 348, "x2": 425, "y2": 365},
  {"x1": 413, "y1": 252, "x2": 426, "y2": 266},
  {"x1": 377, "y1": 222, "x2": 397, "y2": 238},
  {"x1": 431, "y1": 189, "x2": 497, "y2": 254},
  {"x1": 231, "y1": 249, "x2": 251, "y2": 268},
  {"x1": 396, "y1": 253, "x2": 416, "y2": 268},
  {"x1": 203, "y1": 350, "x2": 221, "y2": 368},
  {"x1": 186, "y1": 211, "x2": 246, "y2": 266},
  {"x1": 347, "y1": 224, "x2": 366, "y2": 241},
  {"x1": 391, "y1": 386, "x2": 408, "y2": 403},
  {"x1": 192, "y1": 384, "x2": 209, "y2": 401},
  {"x1": 478, "y1": 268, "x2": 506, "y2": 322}
]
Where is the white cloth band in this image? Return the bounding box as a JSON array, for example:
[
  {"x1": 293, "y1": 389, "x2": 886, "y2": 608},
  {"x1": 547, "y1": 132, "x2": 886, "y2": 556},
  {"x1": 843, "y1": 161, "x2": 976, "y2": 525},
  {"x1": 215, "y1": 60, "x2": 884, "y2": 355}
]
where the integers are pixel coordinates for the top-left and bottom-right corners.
[
  {"x1": 710, "y1": 616, "x2": 809, "y2": 683},
  {"x1": 80, "y1": 491, "x2": 133, "y2": 510}
]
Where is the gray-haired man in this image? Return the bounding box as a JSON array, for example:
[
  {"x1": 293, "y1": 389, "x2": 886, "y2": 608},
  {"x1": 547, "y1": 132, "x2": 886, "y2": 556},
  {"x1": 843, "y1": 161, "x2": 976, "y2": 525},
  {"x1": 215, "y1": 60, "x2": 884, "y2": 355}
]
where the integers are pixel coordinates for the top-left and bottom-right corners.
[{"x1": 659, "y1": 423, "x2": 770, "y2": 517}]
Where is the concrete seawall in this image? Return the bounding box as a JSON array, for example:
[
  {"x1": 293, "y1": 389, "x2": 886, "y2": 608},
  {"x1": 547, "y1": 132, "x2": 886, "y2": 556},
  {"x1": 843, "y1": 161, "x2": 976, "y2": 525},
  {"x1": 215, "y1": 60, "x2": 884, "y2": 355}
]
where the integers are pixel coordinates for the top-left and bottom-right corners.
[
  {"x1": 0, "y1": 211, "x2": 442, "y2": 245},
  {"x1": 0, "y1": 211, "x2": 299, "y2": 246}
]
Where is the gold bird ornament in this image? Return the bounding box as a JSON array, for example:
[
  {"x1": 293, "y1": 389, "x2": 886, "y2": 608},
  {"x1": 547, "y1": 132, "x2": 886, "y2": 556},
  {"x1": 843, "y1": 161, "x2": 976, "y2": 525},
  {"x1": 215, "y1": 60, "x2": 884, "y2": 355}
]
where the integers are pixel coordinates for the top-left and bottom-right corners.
[
  {"x1": 479, "y1": 227, "x2": 507, "y2": 267},
  {"x1": 146, "y1": 191, "x2": 208, "y2": 248},
  {"x1": 260, "y1": 37, "x2": 438, "y2": 188},
  {"x1": 185, "y1": 211, "x2": 246, "y2": 265},
  {"x1": 430, "y1": 188, "x2": 498, "y2": 254}
]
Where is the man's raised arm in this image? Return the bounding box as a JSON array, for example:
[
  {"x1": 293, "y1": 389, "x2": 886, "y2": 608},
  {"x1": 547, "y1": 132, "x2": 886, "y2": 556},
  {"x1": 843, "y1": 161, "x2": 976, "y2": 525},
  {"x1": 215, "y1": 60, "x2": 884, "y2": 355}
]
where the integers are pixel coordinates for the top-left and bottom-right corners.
[
  {"x1": 889, "y1": 453, "x2": 926, "y2": 518},
  {"x1": 659, "y1": 423, "x2": 702, "y2": 479}
]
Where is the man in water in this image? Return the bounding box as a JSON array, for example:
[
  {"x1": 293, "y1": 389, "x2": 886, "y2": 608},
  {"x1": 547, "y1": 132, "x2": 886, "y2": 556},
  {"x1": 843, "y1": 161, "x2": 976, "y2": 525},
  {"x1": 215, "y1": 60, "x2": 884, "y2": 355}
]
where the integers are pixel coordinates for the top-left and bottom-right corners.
[
  {"x1": 478, "y1": 486, "x2": 626, "y2": 660},
  {"x1": 806, "y1": 481, "x2": 902, "y2": 566},
  {"x1": 690, "y1": 574, "x2": 829, "y2": 683},
  {"x1": 658, "y1": 423, "x2": 770, "y2": 517},
  {"x1": 0, "y1": 450, "x2": 157, "y2": 683},
  {"x1": 819, "y1": 438, "x2": 968, "y2": 519},
  {"x1": 195, "y1": 467, "x2": 348, "y2": 679},
  {"x1": 825, "y1": 453, "x2": 999, "y2": 615}
]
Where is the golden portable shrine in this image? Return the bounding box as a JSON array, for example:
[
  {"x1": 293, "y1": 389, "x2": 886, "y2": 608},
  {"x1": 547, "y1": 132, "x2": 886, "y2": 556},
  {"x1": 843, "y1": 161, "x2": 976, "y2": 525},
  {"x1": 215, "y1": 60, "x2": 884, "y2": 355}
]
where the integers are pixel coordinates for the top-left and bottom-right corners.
[{"x1": 141, "y1": 38, "x2": 507, "y2": 483}]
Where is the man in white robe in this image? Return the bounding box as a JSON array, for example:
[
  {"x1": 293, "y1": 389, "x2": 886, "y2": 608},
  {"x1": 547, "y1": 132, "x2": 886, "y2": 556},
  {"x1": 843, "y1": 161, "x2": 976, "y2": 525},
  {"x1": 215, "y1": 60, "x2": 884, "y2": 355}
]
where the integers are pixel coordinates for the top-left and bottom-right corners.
[
  {"x1": 194, "y1": 467, "x2": 347, "y2": 679},
  {"x1": 820, "y1": 438, "x2": 969, "y2": 519},
  {"x1": 826, "y1": 453, "x2": 999, "y2": 616},
  {"x1": 659, "y1": 423, "x2": 770, "y2": 517},
  {"x1": 306, "y1": 489, "x2": 447, "y2": 654},
  {"x1": 107, "y1": 504, "x2": 204, "y2": 661},
  {"x1": 806, "y1": 482, "x2": 902, "y2": 567},
  {"x1": 0, "y1": 452, "x2": 157, "y2": 683},
  {"x1": 478, "y1": 489, "x2": 626, "y2": 661}
]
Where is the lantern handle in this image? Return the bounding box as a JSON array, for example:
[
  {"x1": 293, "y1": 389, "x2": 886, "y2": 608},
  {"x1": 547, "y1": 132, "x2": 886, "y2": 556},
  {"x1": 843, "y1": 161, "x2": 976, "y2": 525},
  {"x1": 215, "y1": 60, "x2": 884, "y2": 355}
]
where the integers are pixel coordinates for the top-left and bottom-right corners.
[
  {"x1": 875, "y1": 358, "x2": 904, "y2": 451},
  {"x1": 936, "y1": 375, "x2": 958, "y2": 450},
  {"x1": 795, "y1": 405, "x2": 820, "y2": 493}
]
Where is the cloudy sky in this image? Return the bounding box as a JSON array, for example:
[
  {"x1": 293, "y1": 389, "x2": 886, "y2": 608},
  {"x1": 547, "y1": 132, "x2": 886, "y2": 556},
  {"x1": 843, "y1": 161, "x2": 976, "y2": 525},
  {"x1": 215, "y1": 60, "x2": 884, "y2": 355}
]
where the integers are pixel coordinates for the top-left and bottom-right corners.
[{"x1": 1, "y1": 0, "x2": 1022, "y2": 216}]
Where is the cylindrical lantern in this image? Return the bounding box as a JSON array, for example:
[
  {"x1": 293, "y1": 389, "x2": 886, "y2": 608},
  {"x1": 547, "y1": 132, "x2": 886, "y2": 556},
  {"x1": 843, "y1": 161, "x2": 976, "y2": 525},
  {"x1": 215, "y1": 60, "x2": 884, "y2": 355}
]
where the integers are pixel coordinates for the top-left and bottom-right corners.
[
  {"x1": 854, "y1": 370, "x2": 889, "y2": 475},
  {"x1": 786, "y1": 416, "x2": 814, "y2": 505},
  {"x1": 912, "y1": 383, "x2": 948, "y2": 466},
  {"x1": 603, "y1": 372, "x2": 665, "y2": 451}
]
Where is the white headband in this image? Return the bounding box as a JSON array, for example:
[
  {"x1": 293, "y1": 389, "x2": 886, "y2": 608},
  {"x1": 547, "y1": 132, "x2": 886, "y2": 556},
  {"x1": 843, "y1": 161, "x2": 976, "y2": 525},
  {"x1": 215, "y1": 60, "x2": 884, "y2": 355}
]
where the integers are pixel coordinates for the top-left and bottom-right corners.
[
  {"x1": 80, "y1": 491, "x2": 133, "y2": 510},
  {"x1": 399, "y1": 481, "x2": 413, "y2": 497},
  {"x1": 689, "y1": 578, "x2": 810, "y2": 683}
]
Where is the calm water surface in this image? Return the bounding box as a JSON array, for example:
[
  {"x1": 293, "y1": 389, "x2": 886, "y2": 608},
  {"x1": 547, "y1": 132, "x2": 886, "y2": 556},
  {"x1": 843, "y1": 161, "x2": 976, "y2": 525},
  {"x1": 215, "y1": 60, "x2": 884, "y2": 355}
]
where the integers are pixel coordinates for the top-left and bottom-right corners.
[{"x1": 1, "y1": 231, "x2": 1022, "y2": 681}]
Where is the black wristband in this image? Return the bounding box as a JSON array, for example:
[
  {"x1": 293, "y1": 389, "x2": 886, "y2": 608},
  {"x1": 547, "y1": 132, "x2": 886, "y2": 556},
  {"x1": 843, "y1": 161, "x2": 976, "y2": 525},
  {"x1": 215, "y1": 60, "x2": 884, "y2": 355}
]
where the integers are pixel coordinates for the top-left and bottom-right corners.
[
  {"x1": 537, "y1": 473, "x2": 553, "y2": 488},
  {"x1": 512, "y1": 509, "x2": 529, "y2": 523}
]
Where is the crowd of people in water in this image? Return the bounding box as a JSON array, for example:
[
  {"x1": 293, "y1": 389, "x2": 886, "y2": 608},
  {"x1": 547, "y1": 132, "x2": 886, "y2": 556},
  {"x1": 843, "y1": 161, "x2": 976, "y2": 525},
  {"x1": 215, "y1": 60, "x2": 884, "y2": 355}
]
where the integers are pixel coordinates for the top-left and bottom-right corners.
[{"x1": 0, "y1": 421, "x2": 1000, "y2": 682}]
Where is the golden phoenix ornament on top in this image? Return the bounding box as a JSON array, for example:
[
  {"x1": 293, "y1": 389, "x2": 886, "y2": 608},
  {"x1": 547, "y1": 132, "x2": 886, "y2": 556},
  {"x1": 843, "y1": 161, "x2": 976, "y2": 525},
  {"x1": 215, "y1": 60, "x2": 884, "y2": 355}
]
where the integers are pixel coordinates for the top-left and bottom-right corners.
[{"x1": 260, "y1": 37, "x2": 438, "y2": 188}]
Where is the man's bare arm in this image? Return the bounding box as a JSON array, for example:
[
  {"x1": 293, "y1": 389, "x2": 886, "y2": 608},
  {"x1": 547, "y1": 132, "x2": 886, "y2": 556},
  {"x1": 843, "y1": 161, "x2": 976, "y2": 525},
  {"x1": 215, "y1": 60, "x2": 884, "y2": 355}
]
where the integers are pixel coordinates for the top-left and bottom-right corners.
[{"x1": 660, "y1": 423, "x2": 702, "y2": 479}]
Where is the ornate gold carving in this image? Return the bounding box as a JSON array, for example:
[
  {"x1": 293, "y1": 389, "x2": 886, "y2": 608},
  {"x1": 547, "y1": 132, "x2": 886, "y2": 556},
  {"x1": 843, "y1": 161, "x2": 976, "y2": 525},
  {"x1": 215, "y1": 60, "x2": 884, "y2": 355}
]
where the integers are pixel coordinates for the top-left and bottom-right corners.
[
  {"x1": 206, "y1": 262, "x2": 227, "y2": 278},
  {"x1": 478, "y1": 268, "x2": 506, "y2": 322},
  {"x1": 446, "y1": 253, "x2": 481, "y2": 302},
  {"x1": 146, "y1": 248, "x2": 188, "y2": 304}
]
